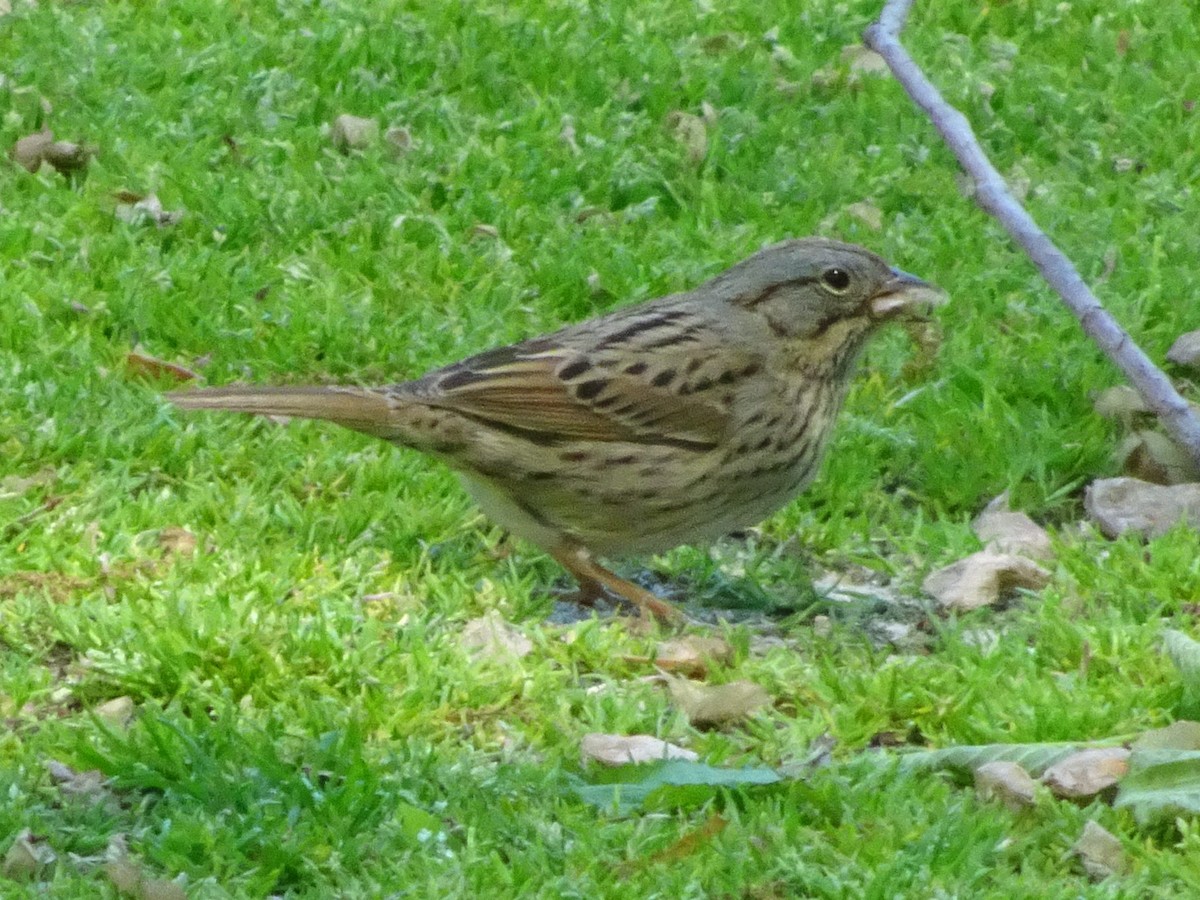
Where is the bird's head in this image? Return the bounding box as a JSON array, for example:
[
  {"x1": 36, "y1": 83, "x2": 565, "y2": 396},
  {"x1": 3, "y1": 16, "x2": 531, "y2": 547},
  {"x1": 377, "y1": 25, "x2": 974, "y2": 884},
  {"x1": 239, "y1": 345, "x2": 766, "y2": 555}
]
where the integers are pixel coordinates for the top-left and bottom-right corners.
[{"x1": 709, "y1": 237, "x2": 946, "y2": 378}]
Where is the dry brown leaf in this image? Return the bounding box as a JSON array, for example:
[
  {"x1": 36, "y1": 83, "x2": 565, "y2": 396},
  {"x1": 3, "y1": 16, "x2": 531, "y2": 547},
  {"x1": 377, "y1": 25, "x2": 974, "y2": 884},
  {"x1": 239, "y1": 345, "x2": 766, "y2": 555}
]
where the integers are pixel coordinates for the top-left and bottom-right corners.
[
  {"x1": 1073, "y1": 820, "x2": 1127, "y2": 879},
  {"x1": 974, "y1": 760, "x2": 1038, "y2": 812},
  {"x1": 666, "y1": 111, "x2": 708, "y2": 166},
  {"x1": 1092, "y1": 385, "x2": 1150, "y2": 422},
  {"x1": 624, "y1": 635, "x2": 733, "y2": 677},
  {"x1": 43, "y1": 140, "x2": 91, "y2": 173},
  {"x1": 96, "y1": 695, "x2": 135, "y2": 727},
  {"x1": 844, "y1": 200, "x2": 883, "y2": 231},
  {"x1": 819, "y1": 200, "x2": 884, "y2": 235},
  {"x1": 654, "y1": 635, "x2": 733, "y2": 676},
  {"x1": 1132, "y1": 720, "x2": 1200, "y2": 750},
  {"x1": 46, "y1": 759, "x2": 108, "y2": 801},
  {"x1": 973, "y1": 496, "x2": 1054, "y2": 560},
  {"x1": 1116, "y1": 430, "x2": 1200, "y2": 485},
  {"x1": 469, "y1": 223, "x2": 500, "y2": 240},
  {"x1": 668, "y1": 677, "x2": 770, "y2": 727},
  {"x1": 157, "y1": 526, "x2": 198, "y2": 558},
  {"x1": 104, "y1": 835, "x2": 188, "y2": 900},
  {"x1": 126, "y1": 349, "x2": 200, "y2": 383},
  {"x1": 331, "y1": 114, "x2": 379, "y2": 151},
  {"x1": 459, "y1": 611, "x2": 532, "y2": 663},
  {"x1": 1166, "y1": 329, "x2": 1200, "y2": 369},
  {"x1": 115, "y1": 192, "x2": 184, "y2": 228},
  {"x1": 1041, "y1": 747, "x2": 1129, "y2": 800},
  {"x1": 922, "y1": 550, "x2": 1050, "y2": 611},
  {"x1": 841, "y1": 44, "x2": 889, "y2": 76},
  {"x1": 1085, "y1": 477, "x2": 1200, "y2": 539},
  {"x1": 580, "y1": 733, "x2": 698, "y2": 766},
  {"x1": 637, "y1": 814, "x2": 727, "y2": 869},
  {"x1": 3, "y1": 830, "x2": 55, "y2": 880},
  {"x1": 12, "y1": 129, "x2": 54, "y2": 172}
]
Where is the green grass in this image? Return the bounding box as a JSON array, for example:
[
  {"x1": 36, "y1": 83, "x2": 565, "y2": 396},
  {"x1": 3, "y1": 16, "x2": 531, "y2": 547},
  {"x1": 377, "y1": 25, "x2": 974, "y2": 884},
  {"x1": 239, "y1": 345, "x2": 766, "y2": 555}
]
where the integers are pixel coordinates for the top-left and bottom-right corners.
[{"x1": 3, "y1": 0, "x2": 1200, "y2": 895}]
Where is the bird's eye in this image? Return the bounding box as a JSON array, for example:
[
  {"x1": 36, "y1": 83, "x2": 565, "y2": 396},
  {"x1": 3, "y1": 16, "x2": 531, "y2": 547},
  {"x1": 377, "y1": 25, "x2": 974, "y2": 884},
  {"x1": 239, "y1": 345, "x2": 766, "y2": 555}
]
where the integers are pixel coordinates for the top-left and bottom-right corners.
[{"x1": 821, "y1": 268, "x2": 851, "y2": 293}]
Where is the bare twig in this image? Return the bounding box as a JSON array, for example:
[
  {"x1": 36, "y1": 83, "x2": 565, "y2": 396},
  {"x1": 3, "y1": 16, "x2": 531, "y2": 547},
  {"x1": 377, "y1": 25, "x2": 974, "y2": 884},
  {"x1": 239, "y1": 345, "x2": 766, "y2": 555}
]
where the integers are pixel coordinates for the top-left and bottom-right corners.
[{"x1": 864, "y1": 0, "x2": 1200, "y2": 466}]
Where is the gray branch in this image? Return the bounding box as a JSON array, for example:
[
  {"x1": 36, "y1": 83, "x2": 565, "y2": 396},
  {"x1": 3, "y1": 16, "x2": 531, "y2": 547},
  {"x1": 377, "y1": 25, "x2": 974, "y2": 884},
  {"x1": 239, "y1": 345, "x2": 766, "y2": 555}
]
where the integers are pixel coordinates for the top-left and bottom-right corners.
[{"x1": 864, "y1": 0, "x2": 1200, "y2": 466}]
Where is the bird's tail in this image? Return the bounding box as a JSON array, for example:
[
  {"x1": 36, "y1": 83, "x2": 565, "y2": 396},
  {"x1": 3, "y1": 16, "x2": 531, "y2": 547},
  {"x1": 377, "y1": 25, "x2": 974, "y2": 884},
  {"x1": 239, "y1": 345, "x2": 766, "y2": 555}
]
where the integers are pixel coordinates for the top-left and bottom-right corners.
[{"x1": 166, "y1": 385, "x2": 407, "y2": 441}]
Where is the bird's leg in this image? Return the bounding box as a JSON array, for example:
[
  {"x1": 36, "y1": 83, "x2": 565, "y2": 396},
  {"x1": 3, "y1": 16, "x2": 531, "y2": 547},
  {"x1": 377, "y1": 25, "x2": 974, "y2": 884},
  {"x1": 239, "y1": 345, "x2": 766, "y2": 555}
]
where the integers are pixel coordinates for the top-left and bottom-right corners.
[{"x1": 550, "y1": 543, "x2": 683, "y2": 624}]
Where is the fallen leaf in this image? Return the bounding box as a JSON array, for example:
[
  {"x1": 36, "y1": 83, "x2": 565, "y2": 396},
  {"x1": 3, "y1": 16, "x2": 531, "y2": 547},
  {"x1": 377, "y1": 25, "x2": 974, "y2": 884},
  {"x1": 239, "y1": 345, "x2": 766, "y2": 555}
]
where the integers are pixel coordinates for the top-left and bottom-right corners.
[
  {"x1": 922, "y1": 551, "x2": 1050, "y2": 611},
  {"x1": 573, "y1": 759, "x2": 780, "y2": 812},
  {"x1": 12, "y1": 129, "x2": 54, "y2": 172},
  {"x1": 1072, "y1": 820, "x2": 1127, "y2": 879},
  {"x1": 42, "y1": 139, "x2": 91, "y2": 173},
  {"x1": 96, "y1": 695, "x2": 135, "y2": 726},
  {"x1": 104, "y1": 836, "x2": 188, "y2": 900},
  {"x1": 1092, "y1": 385, "x2": 1150, "y2": 422},
  {"x1": 126, "y1": 349, "x2": 200, "y2": 383},
  {"x1": 844, "y1": 200, "x2": 883, "y2": 231},
  {"x1": 666, "y1": 111, "x2": 708, "y2": 166},
  {"x1": 114, "y1": 193, "x2": 185, "y2": 228},
  {"x1": 1166, "y1": 330, "x2": 1200, "y2": 369},
  {"x1": 580, "y1": 733, "x2": 698, "y2": 766},
  {"x1": 1085, "y1": 477, "x2": 1200, "y2": 538},
  {"x1": 459, "y1": 611, "x2": 532, "y2": 663},
  {"x1": 818, "y1": 200, "x2": 884, "y2": 234},
  {"x1": 157, "y1": 526, "x2": 197, "y2": 557},
  {"x1": 973, "y1": 495, "x2": 1054, "y2": 560},
  {"x1": 1042, "y1": 747, "x2": 1129, "y2": 800},
  {"x1": 1116, "y1": 430, "x2": 1200, "y2": 485},
  {"x1": 974, "y1": 760, "x2": 1038, "y2": 811},
  {"x1": 668, "y1": 677, "x2": 770, "y2": 727},
  {"x1": 635, "y1": 814, "x2": 726, "y2": 870},
  {"x1": 331, "y1": 114, "x2": 379, "y2": 151},
  {"x1": 46, "y1": 759, "x2": 108, "y2": 801},
  {"x1": 3, "y1": 830, "x2": 55, "y2": 880},
  {"x1": 841, "y1": 44, "x2": 889, "y2": 76},
  {"x1": 625, "y1": 635, "x2": 733, "y2": 677},
  {"x1": 1132, "y1": 720, "x2": 1200, "y2": 751}
]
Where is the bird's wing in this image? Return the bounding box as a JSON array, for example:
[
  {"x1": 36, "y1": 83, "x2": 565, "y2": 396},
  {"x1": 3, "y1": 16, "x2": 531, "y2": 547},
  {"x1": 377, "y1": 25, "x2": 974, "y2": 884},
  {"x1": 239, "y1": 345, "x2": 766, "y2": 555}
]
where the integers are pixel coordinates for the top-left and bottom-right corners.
[{"x1": 407, "y1": 319, "x2": 757, "y2": 449}]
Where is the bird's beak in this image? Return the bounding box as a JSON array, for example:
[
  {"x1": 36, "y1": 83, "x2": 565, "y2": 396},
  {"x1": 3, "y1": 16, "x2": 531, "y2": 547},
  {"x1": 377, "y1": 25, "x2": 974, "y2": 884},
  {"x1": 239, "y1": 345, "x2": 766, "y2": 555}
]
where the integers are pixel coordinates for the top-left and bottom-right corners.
[{"x1": 869, "y1": 268, "x2": 948, "y2": 319}]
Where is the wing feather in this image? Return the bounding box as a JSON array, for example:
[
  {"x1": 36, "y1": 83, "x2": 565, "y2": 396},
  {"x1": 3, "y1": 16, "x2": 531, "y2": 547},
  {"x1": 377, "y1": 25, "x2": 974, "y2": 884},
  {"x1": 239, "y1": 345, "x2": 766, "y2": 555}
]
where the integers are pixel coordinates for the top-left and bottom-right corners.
[{"x1": 405, "y1": 323, "x2": 753, "y2": 448}]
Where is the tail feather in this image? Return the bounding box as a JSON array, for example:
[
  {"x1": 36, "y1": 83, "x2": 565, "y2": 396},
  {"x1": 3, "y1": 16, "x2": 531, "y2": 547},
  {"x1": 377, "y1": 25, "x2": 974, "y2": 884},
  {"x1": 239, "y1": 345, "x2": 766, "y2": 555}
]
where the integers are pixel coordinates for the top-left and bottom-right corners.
[{"x1": 166, "y1": 385, "x2": 402, "y2": 439}]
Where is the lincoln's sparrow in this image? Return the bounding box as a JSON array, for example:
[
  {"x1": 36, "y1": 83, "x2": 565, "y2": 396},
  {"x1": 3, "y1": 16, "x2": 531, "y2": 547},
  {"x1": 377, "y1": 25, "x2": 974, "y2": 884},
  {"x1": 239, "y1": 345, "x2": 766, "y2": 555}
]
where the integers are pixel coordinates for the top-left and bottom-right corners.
[{"x1": 169, "y1": 238, "x2": 944, "y2": 621}]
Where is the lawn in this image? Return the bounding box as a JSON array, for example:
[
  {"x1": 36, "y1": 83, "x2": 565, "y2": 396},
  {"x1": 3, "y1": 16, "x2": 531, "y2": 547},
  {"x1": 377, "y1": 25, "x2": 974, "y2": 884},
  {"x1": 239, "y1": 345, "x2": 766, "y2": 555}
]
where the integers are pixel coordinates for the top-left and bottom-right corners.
[{"x1": 3, "y1": 0, "x2": 1200, "y2": 895}]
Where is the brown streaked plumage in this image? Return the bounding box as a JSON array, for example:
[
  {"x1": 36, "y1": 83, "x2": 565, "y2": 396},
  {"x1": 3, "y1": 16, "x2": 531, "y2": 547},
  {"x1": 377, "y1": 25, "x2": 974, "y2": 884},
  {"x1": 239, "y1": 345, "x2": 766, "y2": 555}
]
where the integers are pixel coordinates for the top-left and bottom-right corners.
[{"x1": 168, "y1": 237, "x2": 945, "y2": 622}]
